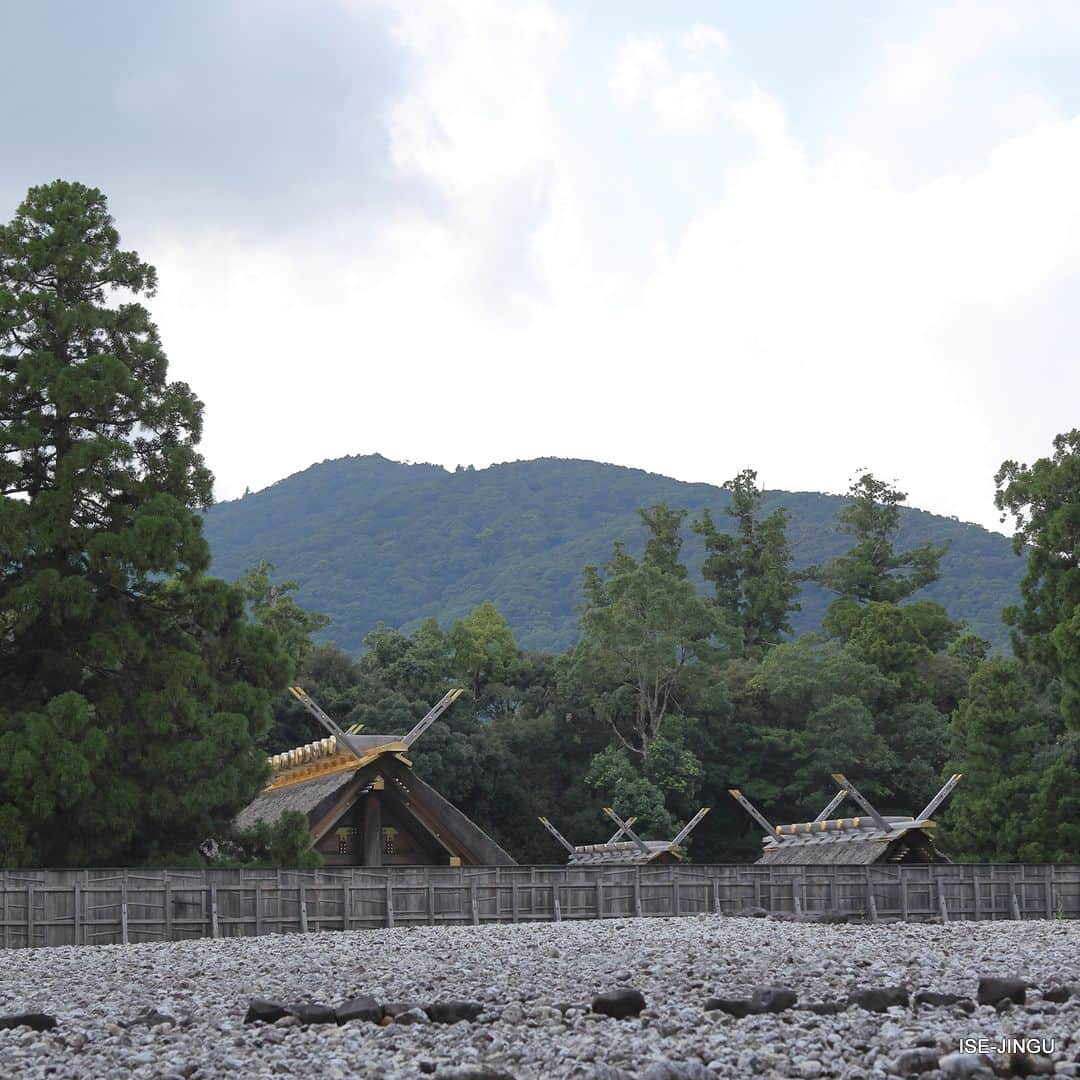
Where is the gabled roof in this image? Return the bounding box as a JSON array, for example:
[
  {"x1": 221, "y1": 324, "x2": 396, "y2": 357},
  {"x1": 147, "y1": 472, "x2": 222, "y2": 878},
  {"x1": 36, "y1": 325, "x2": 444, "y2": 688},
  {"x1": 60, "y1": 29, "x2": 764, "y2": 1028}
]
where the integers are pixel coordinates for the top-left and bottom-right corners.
[
  {"x1": 567, "y1": 840, "x2": 682, "y2": 866},
  {"x1": 730, "y1": 773, "x2": 961, "y2": 866},
  {"x1": 238, "y1": 746, "x2": 516, "y2": 865}
]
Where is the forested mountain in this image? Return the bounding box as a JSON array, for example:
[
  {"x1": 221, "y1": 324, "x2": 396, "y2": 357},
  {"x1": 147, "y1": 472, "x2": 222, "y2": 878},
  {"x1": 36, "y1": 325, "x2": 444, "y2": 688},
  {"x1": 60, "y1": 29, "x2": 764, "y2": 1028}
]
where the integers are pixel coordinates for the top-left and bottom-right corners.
[{"x1": 203, "y1": 454, "x2": 1023, "y2": 652}]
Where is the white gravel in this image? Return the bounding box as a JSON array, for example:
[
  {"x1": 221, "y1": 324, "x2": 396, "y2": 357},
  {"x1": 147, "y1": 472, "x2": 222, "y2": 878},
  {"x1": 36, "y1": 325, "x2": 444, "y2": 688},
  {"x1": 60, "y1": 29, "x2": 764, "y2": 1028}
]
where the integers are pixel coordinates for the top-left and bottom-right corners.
[{"x1": 1, "y1": 915, "x2": 1078, "y2": 1078}]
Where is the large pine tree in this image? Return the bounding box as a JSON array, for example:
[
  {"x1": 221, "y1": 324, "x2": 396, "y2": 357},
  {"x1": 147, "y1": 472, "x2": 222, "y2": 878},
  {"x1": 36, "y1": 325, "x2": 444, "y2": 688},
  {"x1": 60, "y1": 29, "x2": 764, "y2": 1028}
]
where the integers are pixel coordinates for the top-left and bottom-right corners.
[{"x1": 0, "y1": 180, "x2": 290, "y2": 865}]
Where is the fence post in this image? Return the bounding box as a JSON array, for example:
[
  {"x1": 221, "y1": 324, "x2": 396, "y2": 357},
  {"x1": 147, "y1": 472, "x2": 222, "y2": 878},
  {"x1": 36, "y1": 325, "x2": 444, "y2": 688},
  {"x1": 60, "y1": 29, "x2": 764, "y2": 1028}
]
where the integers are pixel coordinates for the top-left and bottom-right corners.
[
  {"x1": 164, "y1": 880, "x2": 173, "y2": 941},
  {"x1": 26, "y1": 884, "x2": 34, "y2": 947},
  {"x1": 1010, "y1": 884, "x2": 1021, "y2": 921},
  {"x1": 254, "y1": 882, "x2": 262, "y2": 938},
  {"x1": 299, "y1": 885, "x2": 309, "y2": 934},
  {"x1": 712, "y1": 878, "x2": 720, "y2": 915},
  {"x1": 595, "y1": 878, "x2": 604, "y2": 920},
  {"x1": 384, "y1": 881, "x2": 394, "y2": 929},
  {"x1": 1045, "y1": 866, "x2": 1054, "y2": 919},
  {"x1": 73, "y1": 881, "x2": 81, "y2": 946},
  {"x1": 553, "y1": 885, "x2": 561, "y2": 923},
  {"x1": 469, "y1": 881, "x2": 479, "y2": 925},
  {"x1": 210, "y1": 885, "x2": 219, "y2": 938},
  {"x1": 121, "y1": 878, "x2": 129, "y2": 945},
  {"x1": 938, "y1": 882, "x2": 949, "y2": 923},
  {"x1": 900, "y1": 871, "x2": 909, "y2": 922},
  {"x1": 511, "y1": 880, "x2": 519, "y2": 924},
  {"x1": 634, "y1": 873, "x2": 642, "y2": 918},
  {"x1": 672, "y1": 871, "x2": 680, "y2": 917},
  {"x1": 428, "y1": 881, "x2": 436, "y2": 926}
]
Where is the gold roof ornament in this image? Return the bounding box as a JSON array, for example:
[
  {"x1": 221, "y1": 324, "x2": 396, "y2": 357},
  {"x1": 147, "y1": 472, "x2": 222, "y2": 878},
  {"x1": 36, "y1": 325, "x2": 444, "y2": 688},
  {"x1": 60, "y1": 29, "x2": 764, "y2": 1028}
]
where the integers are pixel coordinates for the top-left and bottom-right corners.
[{"x1": 262, "y1": 686, "x2": 466, "y2": 793}]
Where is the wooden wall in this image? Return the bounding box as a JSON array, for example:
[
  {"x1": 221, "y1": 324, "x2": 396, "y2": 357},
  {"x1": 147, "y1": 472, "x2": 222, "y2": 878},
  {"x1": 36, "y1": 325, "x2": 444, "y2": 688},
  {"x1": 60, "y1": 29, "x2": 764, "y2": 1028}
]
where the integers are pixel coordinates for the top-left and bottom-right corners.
[{"x1": 1, "y1": 863, "x2": 1077, "y2": 950}]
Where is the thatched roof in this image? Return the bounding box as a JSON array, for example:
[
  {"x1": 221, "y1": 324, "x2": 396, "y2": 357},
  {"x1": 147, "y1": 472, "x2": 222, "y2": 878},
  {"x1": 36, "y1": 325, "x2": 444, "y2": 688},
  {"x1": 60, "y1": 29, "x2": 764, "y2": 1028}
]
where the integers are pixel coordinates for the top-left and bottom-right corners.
[
  {"x1": 235, "y1": 752, "x2": 516, "y2": 865},
  {"x1": 757, "y1": 824, "x2": 948, "y2": 865},
  {"x1": 235, "y1": 769, "x2": 358, "y2": 832},
  {"x1": 567, "y1": 840, "x2": 679, "y2": 866}
]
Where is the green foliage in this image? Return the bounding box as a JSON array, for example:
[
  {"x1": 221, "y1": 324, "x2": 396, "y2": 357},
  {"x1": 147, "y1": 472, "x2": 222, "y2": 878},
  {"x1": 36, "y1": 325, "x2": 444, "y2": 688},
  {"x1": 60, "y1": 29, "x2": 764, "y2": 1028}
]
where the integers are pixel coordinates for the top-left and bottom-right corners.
[
  {"x1": 231, "y1": 810, "x2": 324, "y2": 868},
  {"x1": 814, "y1": 473, "x2": 949, "y2": 604},
  {"x1": 693, "y1": 468, "x2": 802, "y2": 656},
  {"x1": 239, "y1": 560, "x2": 331, "y2": 669},
  {"x1": 585, "y1": 746, "x2": 675, "y2": 835},
  {"x1": 995, "y1": 430, "x2": 1080, "y2": 730},
  {"x1": 745, "y1": 636, "x2": 948, "y2": 819},
  {"x1": 201, "y1": 455, "x2": 1024, "y2": 654},
  {"x1": 0, "y1": 181, "x2": 290, "y2": 865},
  {"x1": 565, "y1": 512, "x2": 735, "y2": 768},
  {"x1": 945, "y1": 658, "x2": 1069, "y2": 860},
  {"x1": 447, "y1": 599, "x2": 519, "y2": 698}
]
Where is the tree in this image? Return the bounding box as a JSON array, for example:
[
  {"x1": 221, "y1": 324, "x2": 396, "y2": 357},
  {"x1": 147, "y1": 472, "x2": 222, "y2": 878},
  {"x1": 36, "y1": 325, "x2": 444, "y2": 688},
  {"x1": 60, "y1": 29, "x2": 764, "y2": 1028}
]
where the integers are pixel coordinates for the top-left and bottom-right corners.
[
  {"x1": 995, "y1": 430, "x2": 1080, "y2": 730},
  {"x1": 814, "y1": 473, "x2": 948, "y2": 604},
  {"x1": 945, "y1": 658, "x2": 1065, "y2": 861},
  {"x1": 447, "y1": 600, "x2": 519, "y2": 700},
  {"x1": 230, "y1": 810, "x2": 324, "y2": 868},
  {"x1": 0, "y1": 181, "x2": 290, "y2": 864},
  {"x1": 639, "y1": 504, "x2": 688, "y2": 579},
  {"x1": 693, "y1": 469, "x2": 801, "y2": 656},
  {"x1": 565, "y1": 517, "x2": 733, "y2": 770},
  {"x1": 238, "y1": 560, "x2": 330, "y2": 669}
]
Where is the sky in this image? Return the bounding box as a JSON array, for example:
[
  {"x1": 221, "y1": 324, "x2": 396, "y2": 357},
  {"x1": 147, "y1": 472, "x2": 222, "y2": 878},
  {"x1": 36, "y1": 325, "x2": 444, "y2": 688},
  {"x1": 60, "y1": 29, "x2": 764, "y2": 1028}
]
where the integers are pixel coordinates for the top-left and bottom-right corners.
[{"x1": 2, "y1": 1, "x2": 1079, "y2": 534}]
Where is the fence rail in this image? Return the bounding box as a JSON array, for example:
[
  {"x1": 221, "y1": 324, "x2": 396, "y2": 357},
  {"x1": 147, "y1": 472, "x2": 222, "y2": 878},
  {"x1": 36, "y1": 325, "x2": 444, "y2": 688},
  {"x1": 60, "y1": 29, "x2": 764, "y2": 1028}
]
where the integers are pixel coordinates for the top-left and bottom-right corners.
[{"x1": 1, "y1": 864, "x2": 1076, "y2": 949}]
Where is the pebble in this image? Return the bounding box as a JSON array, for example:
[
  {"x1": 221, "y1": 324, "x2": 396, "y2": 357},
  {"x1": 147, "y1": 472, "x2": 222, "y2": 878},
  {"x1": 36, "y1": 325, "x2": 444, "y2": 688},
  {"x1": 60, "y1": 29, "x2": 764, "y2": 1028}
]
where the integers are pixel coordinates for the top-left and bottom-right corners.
[{"x1": 0, "y1": 917, "x2": 1076, "y2": 1078}]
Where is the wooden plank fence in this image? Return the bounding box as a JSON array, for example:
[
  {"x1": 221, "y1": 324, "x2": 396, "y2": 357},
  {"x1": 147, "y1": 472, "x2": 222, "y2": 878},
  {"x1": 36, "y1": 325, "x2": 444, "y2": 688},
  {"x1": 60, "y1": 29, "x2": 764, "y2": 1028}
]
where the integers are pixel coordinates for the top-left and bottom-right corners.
[{"x1": 1, "y1": 864, "x2": 1077, "y2": 950}]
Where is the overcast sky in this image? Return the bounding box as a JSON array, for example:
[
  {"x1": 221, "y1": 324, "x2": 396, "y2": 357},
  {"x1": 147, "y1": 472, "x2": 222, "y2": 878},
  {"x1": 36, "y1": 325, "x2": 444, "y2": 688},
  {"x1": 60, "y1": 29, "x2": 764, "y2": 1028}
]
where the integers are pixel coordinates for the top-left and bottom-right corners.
[{"x1": 3, "y1": 1, "x2": 1079, "y2": 533}]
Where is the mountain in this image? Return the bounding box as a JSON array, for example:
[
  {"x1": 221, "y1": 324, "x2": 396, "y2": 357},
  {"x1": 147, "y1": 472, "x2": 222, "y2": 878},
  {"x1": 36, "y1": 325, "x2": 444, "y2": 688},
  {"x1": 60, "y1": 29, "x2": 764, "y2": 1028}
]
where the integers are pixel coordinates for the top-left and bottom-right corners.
[{"x1": 202, "y1": 454, "x2": 1023, "y2": 654}]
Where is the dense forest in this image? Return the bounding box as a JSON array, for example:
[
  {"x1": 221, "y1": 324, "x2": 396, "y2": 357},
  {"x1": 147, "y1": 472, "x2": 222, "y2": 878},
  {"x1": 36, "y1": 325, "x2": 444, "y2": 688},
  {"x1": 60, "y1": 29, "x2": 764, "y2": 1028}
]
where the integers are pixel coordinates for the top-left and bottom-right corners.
[
  {"x1": 203, "y1": 455, "x2": 1024, "y2": 654},
  {"x1": 2, "y1": 181, "x2": 1077, "y2": 870}
]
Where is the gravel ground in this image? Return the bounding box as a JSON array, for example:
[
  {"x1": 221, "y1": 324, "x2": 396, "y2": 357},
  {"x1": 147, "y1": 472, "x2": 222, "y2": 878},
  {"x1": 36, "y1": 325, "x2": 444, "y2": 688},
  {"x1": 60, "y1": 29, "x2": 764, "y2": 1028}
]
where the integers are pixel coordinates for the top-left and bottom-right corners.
[{"x1": 1, "y1": 915, "x2": 1078, "y2": 1079}]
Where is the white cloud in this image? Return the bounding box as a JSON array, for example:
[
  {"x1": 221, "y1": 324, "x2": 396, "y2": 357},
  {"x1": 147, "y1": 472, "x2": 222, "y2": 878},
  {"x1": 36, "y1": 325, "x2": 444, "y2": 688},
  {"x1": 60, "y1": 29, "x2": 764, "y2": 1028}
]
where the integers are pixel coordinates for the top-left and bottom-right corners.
[
  {"x1": 609, "y1": 29, "x2": 731, "y2": 132},
  {"x1": 681, "y1": 24, "x2": 729, "y2": 55},
  {"x1": 609, "y1": 36, "x2": 670, "y2": 105},
  {"x1": 132, "y1": 3, "x2": 1080, "y2": 536}
]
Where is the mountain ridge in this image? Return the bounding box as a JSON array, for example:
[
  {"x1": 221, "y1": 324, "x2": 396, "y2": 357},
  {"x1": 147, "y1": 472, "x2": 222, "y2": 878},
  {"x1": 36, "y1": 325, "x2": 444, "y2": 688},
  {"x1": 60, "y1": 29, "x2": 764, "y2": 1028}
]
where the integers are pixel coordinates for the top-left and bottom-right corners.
[{"x1": 203, "y1": 453, "x2": 1023, "y2": 653}]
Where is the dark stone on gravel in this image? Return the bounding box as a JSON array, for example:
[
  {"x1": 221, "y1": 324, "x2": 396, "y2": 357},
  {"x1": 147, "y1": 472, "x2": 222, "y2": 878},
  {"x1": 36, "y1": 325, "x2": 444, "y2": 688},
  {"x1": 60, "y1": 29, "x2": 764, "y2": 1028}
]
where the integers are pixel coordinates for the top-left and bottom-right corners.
[
  {"x1": 243, "y1": 999, "x2": 288, "y2": 1024},
  {"x1": 427, "y1": 1001, "x2": 484, "y2": 1024},
  {"x1": 286, "y1": 1003, "x2": 337, "y2": 1025},
  {"x1": 592, "y1": 988, "x2": 646, "y2": 1019},
  {"x1": 803, "y1": 1001, "x2": 845, "y2": 1015},
  {"x1": 640, "y1": 1063, "x2": 714, "y2": 1080},
  {"x1": 1009, "y1": 1050, "x2": 1055, "y2": 1076},
  {"x1": 915, "y1": 991, "x2": 965, "y2": 1008},
  {"x1": 750, "y1": 985, "x2": 798, "y2": 1013},
  {"x1": 952, "y1": 999, "x2": 976, "y2": 1014},
  {"x1": 704, "y1": 998, "x2": 753, "y2": 1018},
  {"x1": 336, "y1": 996, "x2": 382, "y2": 1024},
  {"x1": 736, "y1": 906, "x2": 769, "y2": 917},
  {"x1": 848, "y1": 987, "x2": 909, "y2": 1012},
  {"x1": 0, "y1": 1013, "x2": 57, "y2": 1032},
  {"x1": 1042, "y1": 986, "x2": 1074, "y2": 1003},
  {"x1": 895, "y1": 1047, "x2": 942, "y2": 1074},
  {"x1": 977, "y1": 977, "x2": 1026, "y2": 1005}
]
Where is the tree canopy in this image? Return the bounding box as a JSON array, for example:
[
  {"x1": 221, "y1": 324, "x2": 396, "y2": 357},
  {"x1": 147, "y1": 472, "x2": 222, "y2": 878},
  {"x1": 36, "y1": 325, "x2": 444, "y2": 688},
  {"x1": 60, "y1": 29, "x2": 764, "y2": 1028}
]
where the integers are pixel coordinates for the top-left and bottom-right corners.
[{"x1": 0, "y1": 181, "x2": 290, "y2": 865}]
